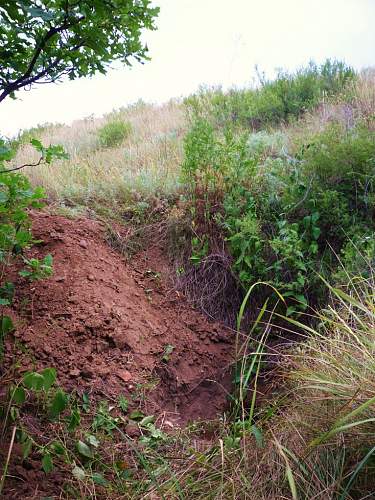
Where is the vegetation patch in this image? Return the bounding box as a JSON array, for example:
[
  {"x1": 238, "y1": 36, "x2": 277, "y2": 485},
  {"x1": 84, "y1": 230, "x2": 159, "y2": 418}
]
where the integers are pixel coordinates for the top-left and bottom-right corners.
[{"x1": 97, "y1": 120, "x2": 133, "y2": 149}]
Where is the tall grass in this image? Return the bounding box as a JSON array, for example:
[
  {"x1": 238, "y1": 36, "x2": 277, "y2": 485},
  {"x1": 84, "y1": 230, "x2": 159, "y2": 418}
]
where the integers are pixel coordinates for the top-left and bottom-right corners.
[
  {"x1": 13, "y1": 100, "x2": 186, "y2": 209},
  {"x1": 153, "y1": 270, "x2": 375, "y2": 499}
]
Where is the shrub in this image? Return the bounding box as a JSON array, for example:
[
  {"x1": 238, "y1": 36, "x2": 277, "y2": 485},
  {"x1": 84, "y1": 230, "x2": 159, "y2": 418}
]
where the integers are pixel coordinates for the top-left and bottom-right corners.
[
  {"x1": 180, "y1": 111, "x2": 375, "y2": 321},
  {"x1": 97, "y1": 120, "x2": 132, "y2": 148},
  {"x1": 184, "y1": 59, "x2": 355, "y2": 131}
]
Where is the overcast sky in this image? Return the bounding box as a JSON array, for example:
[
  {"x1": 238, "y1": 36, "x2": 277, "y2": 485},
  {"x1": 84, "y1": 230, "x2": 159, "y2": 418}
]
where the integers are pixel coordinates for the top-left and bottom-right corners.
[{"x1": 1, "y1": 0, "x2": 374, "y2": 137}]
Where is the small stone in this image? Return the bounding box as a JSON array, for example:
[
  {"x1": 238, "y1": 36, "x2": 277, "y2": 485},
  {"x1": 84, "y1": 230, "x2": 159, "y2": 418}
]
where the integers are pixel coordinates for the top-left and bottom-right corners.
[
  {"x1": 116, "y1": 369, "x2": 132, "y2": 383},
  {"x1": 69, "y1": 369, "x2": 80, "y2": 377},
  {"x1": 87, "y1": 274, "x2": 95, "y2": 282},
  {"x1": 43, "y1": 344, "x2": 52, "y2": 354},
  {"x1": 79, "y1": 239, "x2": 88, "y2": 249},
  {"x1": 55, "y1": 276, "x2": 65, "y2": 282}
]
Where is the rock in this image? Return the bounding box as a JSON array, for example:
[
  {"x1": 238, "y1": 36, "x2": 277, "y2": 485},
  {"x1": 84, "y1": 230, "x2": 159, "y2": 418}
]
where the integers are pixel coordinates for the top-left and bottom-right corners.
[
  {"x1": 116, "y1": 369, "x2": 132, "y2": 383},
  {"x1": 87, "y1": 274, "x2": 95, "y2": 282},
  {"x1": 79, "y1": 239, "x2": 88, "y2": 249},
  {"x1": 69, "y1": 369, "x2": 80, "y2": 378}
]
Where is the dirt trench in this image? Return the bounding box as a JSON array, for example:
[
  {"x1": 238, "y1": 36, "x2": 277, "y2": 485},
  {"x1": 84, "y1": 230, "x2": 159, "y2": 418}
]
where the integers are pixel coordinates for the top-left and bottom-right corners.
[{"x1": 4, "y1": 211, "x2": 234, "y2": 424}]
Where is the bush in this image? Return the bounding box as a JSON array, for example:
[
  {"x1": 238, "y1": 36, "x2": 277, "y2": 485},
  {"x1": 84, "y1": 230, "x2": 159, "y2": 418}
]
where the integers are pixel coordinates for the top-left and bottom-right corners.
[
  {"x1": 180, "y1": 113, "x2": 375, "y2": 320},
  {"x1": 185, "y1": 59, "x2": 355, "y2": 131},
  {"x1": 97, "y1": 120, "x2": 132, "y2": 148}
]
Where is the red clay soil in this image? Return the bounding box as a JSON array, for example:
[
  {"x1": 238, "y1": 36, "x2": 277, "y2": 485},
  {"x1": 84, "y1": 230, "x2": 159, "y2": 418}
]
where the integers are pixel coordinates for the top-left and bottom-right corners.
[{"x1": 4, "y1": 211, "x2": 234, "y2": 424}]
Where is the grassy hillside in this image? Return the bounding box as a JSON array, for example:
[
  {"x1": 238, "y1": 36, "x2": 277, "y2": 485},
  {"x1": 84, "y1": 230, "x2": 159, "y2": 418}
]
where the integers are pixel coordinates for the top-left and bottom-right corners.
[
  {"x1": 13, "y1": 100, "x2": 186, "y2": 213},
  {"x1": 3, "y1": 61, "x2": 375, "y2": 498}
]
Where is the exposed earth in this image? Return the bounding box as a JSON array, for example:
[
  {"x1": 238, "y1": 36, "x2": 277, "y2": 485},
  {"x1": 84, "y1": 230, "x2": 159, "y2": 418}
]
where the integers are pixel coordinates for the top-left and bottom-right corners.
[{"x1": 4, "y1": 211, "x2": 234, "y2": 425}]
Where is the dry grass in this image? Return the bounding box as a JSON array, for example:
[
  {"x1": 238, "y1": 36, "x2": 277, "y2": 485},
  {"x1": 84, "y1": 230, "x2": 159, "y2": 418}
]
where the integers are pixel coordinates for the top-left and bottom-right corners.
[{"x1": 14, "y1": 100, "x2": 186, "y2": 207}]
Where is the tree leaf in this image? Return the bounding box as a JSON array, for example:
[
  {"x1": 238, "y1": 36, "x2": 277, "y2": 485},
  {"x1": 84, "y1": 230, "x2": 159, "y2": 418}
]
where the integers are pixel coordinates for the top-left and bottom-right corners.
[
  {"x1": 1, "y1": 315, "x2": 14, "y2": 335},
  {"x1": 92, "y1": 472, "x2": 109, "y2": 486},
  {"x1": 86, "y1": 434, "x2": 99, "y2": 448},
  {"x1": 251, "y1": 424, "x2": 264, "y2": 448},
  {"x1": 140, "y1": 415, "x2": 155, "y2": 426},
  {"x1": 22, "y1": 438, "x2": 33, "y2": 459}
]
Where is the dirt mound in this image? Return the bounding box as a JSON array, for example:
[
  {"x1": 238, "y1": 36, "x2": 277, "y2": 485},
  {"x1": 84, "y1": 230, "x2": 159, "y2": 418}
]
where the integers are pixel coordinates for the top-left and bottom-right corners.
[{"x1": 5, "y1": 211, "x2": 234, "y2": 423}]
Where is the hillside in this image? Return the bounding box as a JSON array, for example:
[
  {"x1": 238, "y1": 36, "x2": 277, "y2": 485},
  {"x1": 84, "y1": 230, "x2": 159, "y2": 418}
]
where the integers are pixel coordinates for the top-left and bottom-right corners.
[{"x1": 1, "y1": 62, "x2": 375, "y2": 499}]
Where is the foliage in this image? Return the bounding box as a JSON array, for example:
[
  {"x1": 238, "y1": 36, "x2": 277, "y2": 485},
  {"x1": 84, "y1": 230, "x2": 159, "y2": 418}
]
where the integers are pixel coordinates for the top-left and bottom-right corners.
[
  {"x1": 185, "y1": 59, "x2": 355, "y2": 130},
  {"x1": 0, "y1": 139, "x2": 63, "y2": 386},
  {"x1": 182, "y1": 113, "x2": 375, "y2": 316},
  {"x1": 97, "y1": 119, "x2": 132, "y2": 148},
  {"x1": 0, "y1": 0, "x2": 159, "y2": 102}
]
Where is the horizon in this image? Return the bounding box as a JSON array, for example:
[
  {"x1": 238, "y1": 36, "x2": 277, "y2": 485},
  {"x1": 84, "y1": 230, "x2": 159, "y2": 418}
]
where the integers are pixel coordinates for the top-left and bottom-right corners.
[{"x1": 1, "y1": 0, "x2": 374, "y2": 137}]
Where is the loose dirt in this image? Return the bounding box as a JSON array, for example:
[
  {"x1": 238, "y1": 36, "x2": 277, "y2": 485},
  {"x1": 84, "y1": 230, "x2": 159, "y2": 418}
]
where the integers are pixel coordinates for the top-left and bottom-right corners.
[{"x1": 4, "y1": 211, "x2": 234, "y2": 425}]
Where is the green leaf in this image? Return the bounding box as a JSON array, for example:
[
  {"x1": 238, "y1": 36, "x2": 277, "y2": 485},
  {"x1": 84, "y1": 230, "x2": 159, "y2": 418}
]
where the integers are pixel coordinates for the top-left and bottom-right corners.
[
  {"x1": 1, "y1": 315, "x2": 14, "y2": 335},
  {"x1": 286, "y1": 306, "x2": 297, "y2": 317},
  {"x1": 251, "y1": 424, "x2": 264, "y2": 448},
  {"x1": 23, "y1": 372, "x2": 45, "y2": 391},
  {"x1": 67, "y1": 407, "x2": 81, "y2": 432},
  {"x1": 140, "y1": 415, "x2": 155, "y2": 426},
  {"x1": 49, "y1": 389, "x2": 68, "y2": 419},
  {"x1": 312, "y1": 226, "x2": 321, "y2": 240},
  {"x1": 30, "y1": 138, "x2": 43, "y2": 151},
  {"x1": 76, "y1": 440, "x2": 93, "y2": 459},
  {"x1": 86, "y1": 434, "x2": 99, "y2": 448},
  {"x1": 50, "y1": 441, "x2": 65, "y2": 455},
  {"x1": 118, "y1": 395, "x2": 128, "y2": 413},
  {"x1": 43, "y1": 254, "x2": 53, "y2": 267},
  {"x1": 92, "y1": 472, "x2": 109, "y2": 486},
  {"x1": 82, "y1": 392, "x2": 90, "y2": 412},
  {"x1": 129, "y1": 410, "x2": 144, "y2": 421},
  {"x1": 40, "y1": 368, "x2": 56, "y2": 391},
  {"x1": 22, "y1": 438, "x2": 33, "y2": 459},
  {"x1": 12, "y1": 386, "x2": 26, "y2": 404},
  {"x1": 41, "y1": 453, "x2": 54, "y2": 473}
]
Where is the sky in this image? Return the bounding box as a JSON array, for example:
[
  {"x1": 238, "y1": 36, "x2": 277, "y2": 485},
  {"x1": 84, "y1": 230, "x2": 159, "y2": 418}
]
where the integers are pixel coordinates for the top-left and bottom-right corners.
[{"x1": 1, "y1": 0, "x2": 374, "y2": 137}]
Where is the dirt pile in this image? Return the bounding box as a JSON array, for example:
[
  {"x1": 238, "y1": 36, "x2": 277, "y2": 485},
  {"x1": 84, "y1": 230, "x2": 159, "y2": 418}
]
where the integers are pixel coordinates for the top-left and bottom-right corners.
[{"x1": 5, "y1": 211, "x2": 234, "y2": 423}]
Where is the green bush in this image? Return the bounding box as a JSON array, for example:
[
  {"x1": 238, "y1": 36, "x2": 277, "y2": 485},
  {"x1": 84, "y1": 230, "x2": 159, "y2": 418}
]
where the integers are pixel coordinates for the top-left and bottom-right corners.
[
  {"x1": 97, "y1": 120, "x2": 132, "y2": 148},
  {"x1": 181, "y1": 114, "x2": 375, "y2": 317},
  {"x1": 185, "y1": 60, "x2": 355, "y2": 130}
]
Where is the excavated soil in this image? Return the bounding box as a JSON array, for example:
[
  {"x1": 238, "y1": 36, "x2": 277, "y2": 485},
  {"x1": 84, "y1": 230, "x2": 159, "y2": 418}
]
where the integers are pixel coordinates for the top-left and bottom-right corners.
[{"x1": 4, "y1": 211, "x2": 234, "y2": 424}]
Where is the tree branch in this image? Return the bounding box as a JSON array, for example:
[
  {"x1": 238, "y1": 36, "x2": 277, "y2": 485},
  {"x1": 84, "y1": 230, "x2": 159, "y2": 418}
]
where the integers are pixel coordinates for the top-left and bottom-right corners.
[
  {"x1": 0, "y1": 40, "x2": 86, "y2": 101},
  {"x1": 0, "y1": 14, "x2": 85, "y2": 103},
  {"x1": 0, "y1": 156, "x2": 44, "y2": 174}
]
